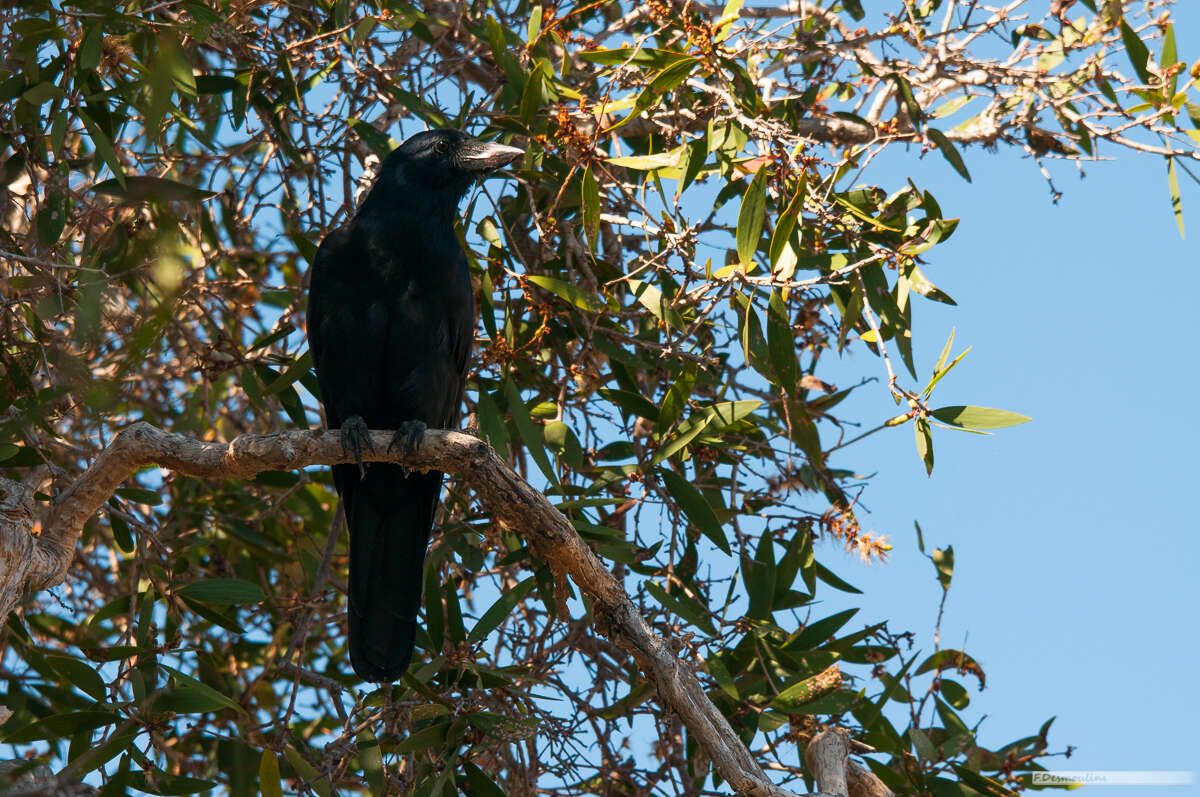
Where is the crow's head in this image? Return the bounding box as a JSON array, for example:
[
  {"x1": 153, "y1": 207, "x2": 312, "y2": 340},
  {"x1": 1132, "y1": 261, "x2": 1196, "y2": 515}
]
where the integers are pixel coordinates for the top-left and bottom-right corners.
[{"x1": 381, "y1": 129, "x2": 523, "y2": 202}]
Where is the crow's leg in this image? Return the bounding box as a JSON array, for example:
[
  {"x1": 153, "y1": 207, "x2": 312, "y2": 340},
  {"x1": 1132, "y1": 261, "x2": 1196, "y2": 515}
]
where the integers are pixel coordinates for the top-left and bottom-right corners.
[
  {"x1": 340, "y1": 415, "x2": 374, "y2": 479},
  {"x1": 387, "y1": 420, "x2": 426, "y2": 477}
]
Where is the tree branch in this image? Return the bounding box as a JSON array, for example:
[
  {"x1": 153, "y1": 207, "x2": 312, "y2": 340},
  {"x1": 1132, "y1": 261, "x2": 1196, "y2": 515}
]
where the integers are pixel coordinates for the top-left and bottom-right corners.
[{"x1": 0, "y1": 422, "x2": 890, "y2": 797}]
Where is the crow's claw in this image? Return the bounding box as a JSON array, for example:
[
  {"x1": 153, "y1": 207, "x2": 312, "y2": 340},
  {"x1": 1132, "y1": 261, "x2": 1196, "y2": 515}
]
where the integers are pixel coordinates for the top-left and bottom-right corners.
[
  {"x1": 340, "y1": 415, "x2": 374, "y2": 479},
  {"x1": 388, "y1": 420, "x2": 427, "y2": 477}
]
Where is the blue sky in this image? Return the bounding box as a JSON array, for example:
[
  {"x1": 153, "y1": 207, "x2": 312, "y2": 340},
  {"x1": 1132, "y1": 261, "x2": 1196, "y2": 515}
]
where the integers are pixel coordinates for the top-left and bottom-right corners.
[{"x1": 808, "y1": 6, "x2": 1200, "y2": 793}]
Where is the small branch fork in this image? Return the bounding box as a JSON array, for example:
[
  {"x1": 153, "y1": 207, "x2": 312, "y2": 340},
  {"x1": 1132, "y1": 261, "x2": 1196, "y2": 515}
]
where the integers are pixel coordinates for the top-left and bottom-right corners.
[{"x1": 0, "y1": 423, "x2": 890, "y2": 797}]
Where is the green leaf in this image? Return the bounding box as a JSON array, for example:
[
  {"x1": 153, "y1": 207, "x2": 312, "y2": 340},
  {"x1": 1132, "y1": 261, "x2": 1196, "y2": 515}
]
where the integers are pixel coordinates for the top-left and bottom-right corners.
[
  {"x1": 5, "y1": 711, "x2": 118, "y2": 743},
  {"x1": 597, "y1": 682, "x2": 655, "y2": 720},
  {"x1": 627, "y1": 279, "x2": 684, "y2": 328},
  {"x1": 35, "y1": 188, "x2": 67, "y2": 248},
  {"x1": 931, "y1": 95, "x2": 976, "y2": 119},
  {"x1": 932, "y1": 546, "x2": 954, "y2": 591},
  {"x1": 467, "y1": 577, "x2": 535, "y2": 645},
  {"x1": 742, "y1": 533, "x2": 776, "y2": 619},
  {"x1": 180, "y1": 596, "x2": 246, "y2": 634},
  {"x1": 1167, "y1": 158, "x2": 1185, "y2": 239},
  {"x1": 160, "y1": 665, "x2": 243, "y2": 714},
  {"x1": 769, "y1": 180, "x2": 805, "y2": 272},
  {"x1": 932, "y1": 329, "x2": 955, "y2": 378},
  {"x1": 109, "y1": 510, "x2": 134, "y2": 554},
  {"x1": 526, "y1": 275, "x2": 602, "y2": 311},
  {"x1": 767, "y1": 291, "x2": 798, "y2": 394},
  {"x1": 598, "y1": 388, "x2": 659, "y2": 421},
  {"x1": 578, "y1": 48, "x2": 683, "y2": 68},
  {"x1": 649, "y1": 56, "x2": 700, "y2": 94},
  {"x1": 544, "y1": 421, "x2": 584, "y2": 470},
  {"x1": 80, "y1": 111, "x2": 125, "y2": 187},
  {"x1": 906, "y1": 264, "x2": 956, "y2": 305},
  {"x1": 504, "y1": 380, "x2": 558, "y2": 486},
  {"x1": 837, "y1": 281, "x2": 864, "y2": 352},
  {"x1": 651, "y1": 400, "x2": 760, "y2": 465},
  {"x1": 923, "y1": 343, "x2": 970, "y2": 398},
  {"x1": 886, "y1": 73, "x2": 923, "y2": 126},
  {"x1": 658, "y1": 468, "x2": 729, "y2": 554},
  {"x1": 261, "y1": 350, "x2": 312, "y2": 396},
  {"x1": 645, "y1": 581, "x2": 716, "y2": 635},
  {"x1": 526, "y1": 5, "x2": 542, "y2": 43},
  {"x1": 659, "y1": 363, "x2": 696, "y2": 430},
  {"x1": 899, "y1": 217, "x2": 958, "y2": 256},
  {"x1": 259, "y1": 751, "x2": 283, "y2": 797},
  {"x1": 357, "y1": 731, "x2": 384, "y2": 794},
  {"x1": 45, "y1": 655, "x2": 106, "y2": 701},
  {"x1": 716, "y1": 0, "x2": 745, "y2": 29},
  {"x1": 127, "y1": 771, "x2": 217, "y2": 795},
  {"x1": 21, "y1": 81, "x2": 65, "y2": 106},
  {"x1": 736, "y1": 167, "x2": 769, "y2": 265},
  {"x1": 951, "y1": 765, "x2": 1019, "y2": 797},
  {"x1": 915, "y1": 649, "x2": 985, "y2": 685},
  {"x1": 1119, "y1": 19, "x2": 1152, "y2": 85},
  {"x1": 769, "y1": 671, "x2": 840, "y2": 712},
  {"x1": 941, "y1": 679, "x2": 970, "y2": 709},
  {"x1": 606, "y1": 148, "x2": 684, "y2": 171},
  {"x1": 519, "y1": 60, "x2": 548, "y2": 123},
  {"x1": 1163, "y1": 23, "x2": 1179, "y2": 95},
  {"x1": 792, "y1": 607, "x2": 858, "y2": 649},
  {"x1": 78, "y1": 24, "x2": 102, "y2": 71},
  {"x1": 476, "y1": 390, "x2": 510, "y2": 454},
  {"x1": 706, "y1": 654, "x2": 738, "y2": 698},
  {"x1": 71, "y1": 729, "x2": 137, "y2": 777},
  {"x1": 914, "y1": 416, "x2": 934, "y2": 475},
  {"x1": 283, "y1": 746, "x2": 331, "y2": 797},
  {"x1": 462, "y1": 760, "x2": 507, "y2": 797},
  {"x1": 790, "y1": 691, "x2": 857, "y2": 716},
  {"x1": 926, "y1": 128, "x2": 970, "y2": 182},
  {"x1": 92, "y1": 176, "x2": 215, "y2": 202},
  {"x1": 675, "y1": 137, "x2": 708, "y2": 199},
  {"x1": 178, "y1": 578, "x2": 265, "y2": 604},
  {"x1": 394, "y1": 721, "x2": 449, "y2": 753},
  {"x1": 115, "y1": 487, "x2": 162, "y2": 506},
  {"x1": 581, "y1": 165, "x2": 600, "y2": 250},
  {"x1": 930, "y1": 406, "x2": 1031, "y2": 430},
  {"x1": 348, "y1": 118, "x2": 396, "y2": 158}
]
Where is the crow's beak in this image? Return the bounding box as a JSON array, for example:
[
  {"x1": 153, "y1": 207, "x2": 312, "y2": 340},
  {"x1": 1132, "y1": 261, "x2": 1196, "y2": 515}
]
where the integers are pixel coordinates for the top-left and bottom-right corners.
[{"x1": 459, "y1": 140, "x2": 524, "y2": 172}]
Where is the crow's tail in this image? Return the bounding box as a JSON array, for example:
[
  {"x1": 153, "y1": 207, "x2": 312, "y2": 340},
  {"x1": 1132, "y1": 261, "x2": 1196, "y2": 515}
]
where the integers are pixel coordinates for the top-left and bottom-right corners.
[{"x1": 336, "y1": 462, "x2": 443, "y2": 682}]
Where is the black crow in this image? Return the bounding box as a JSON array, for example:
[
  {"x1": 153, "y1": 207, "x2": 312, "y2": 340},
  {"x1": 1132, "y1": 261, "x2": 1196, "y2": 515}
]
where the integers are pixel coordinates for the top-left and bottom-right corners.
[{"x1": 306, "y1": 129, "x2": 522, "y2": 682}]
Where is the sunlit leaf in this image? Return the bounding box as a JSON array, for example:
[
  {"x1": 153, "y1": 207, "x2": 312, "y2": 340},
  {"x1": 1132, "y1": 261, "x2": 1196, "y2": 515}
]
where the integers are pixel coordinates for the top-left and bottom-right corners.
[
  {"x1": 527, "y1": 275, "x2": 603, "y2": 311},
  {"x1": 914, "y1": 416, "x2": 934, "y2": 475},
  {"x1": 606, "y1": 148, "x2": 685, "y2": 170},
  {"x1": 930, "y1": 406, "x2": 1031, "y2": 430}
]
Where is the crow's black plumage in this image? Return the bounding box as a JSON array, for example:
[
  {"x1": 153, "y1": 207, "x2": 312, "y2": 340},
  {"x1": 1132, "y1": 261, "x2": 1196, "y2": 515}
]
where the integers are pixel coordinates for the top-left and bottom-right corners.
[{"x1": 306, "y1": 129, "x2": 522, "y2": 682}]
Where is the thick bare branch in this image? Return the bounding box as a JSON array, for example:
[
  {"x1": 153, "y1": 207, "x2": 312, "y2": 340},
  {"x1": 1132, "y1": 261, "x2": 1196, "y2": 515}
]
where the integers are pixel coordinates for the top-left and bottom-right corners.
[{"x1": 0, "y1": 422, "x2": 887, "y2": 797}]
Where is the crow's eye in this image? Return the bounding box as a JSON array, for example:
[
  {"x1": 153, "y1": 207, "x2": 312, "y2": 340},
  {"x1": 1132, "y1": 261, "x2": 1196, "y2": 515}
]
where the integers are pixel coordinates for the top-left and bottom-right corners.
[{"x1": 435, "y1": 139, "x2": 451, "y2": 154}]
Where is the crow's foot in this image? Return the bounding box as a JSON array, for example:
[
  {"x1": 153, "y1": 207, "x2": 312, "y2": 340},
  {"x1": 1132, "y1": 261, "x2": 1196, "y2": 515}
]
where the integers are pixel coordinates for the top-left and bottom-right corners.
[
  {"x1": 388, "y1": 420, "x2": 427, "y2": 476},
  {"x1": 340, "y1": 415, "x2": 374, "y2": 479}
]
